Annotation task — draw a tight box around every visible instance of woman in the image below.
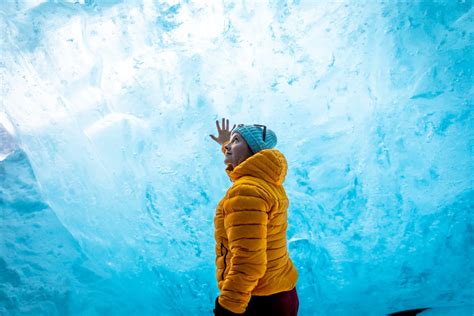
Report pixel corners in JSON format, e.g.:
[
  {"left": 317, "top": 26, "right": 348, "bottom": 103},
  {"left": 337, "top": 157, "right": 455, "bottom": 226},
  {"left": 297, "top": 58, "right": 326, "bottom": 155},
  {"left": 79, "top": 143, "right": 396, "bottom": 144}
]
[{"left": 209, "top": 118, "right": 299, "bottom": 316}]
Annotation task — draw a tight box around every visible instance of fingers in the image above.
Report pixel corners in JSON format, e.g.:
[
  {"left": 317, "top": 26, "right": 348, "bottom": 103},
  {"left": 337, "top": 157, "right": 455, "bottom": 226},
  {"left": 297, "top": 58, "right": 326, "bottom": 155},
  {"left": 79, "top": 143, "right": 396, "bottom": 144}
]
[
  {"left": 231, "top": 124, "right": 236, "bottom": 132},
  {"left": 216, "top": 117, "right": 231, "bottom": 131},
  {"left": 209, "top": 134, "right": 217, "bottom": 141},
  {"left": 223, "top": 118, "right": 230, "bottom": 131}
]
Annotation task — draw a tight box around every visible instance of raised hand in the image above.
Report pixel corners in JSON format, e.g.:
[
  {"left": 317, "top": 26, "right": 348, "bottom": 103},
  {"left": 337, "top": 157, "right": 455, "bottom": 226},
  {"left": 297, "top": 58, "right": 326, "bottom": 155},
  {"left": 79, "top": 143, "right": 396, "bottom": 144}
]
[{"left": 209, "top": 117, "right": 236, "bottom": 145}]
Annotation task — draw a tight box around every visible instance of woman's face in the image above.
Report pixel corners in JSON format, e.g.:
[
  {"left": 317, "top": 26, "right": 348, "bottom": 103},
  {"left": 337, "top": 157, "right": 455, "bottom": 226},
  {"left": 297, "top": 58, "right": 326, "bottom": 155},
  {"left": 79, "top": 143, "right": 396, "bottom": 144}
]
[{"left": 224, "top": 132, "right": 253, "bottom": 168}]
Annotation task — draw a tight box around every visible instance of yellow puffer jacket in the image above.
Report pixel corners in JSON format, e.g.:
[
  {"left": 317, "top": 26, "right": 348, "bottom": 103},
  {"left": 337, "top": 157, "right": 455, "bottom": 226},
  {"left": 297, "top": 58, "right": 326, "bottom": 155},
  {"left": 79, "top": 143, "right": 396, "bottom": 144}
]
[{"left": 214, "top": 140, "right": 298, "bottom": 314}]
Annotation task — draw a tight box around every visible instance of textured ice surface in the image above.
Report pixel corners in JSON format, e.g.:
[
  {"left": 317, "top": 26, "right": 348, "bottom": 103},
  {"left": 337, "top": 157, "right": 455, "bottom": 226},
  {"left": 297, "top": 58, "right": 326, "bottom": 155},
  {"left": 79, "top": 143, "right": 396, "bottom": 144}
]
[
  {"left": 1, "top": 1, "right": 473, "bottom": 315},
  {"left": 418, "top": 306, "right": 474, "bottom": 316}
]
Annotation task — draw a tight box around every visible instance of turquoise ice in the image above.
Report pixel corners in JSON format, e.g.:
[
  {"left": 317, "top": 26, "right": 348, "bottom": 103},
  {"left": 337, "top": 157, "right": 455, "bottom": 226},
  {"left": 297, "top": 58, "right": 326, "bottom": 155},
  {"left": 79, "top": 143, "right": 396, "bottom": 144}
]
[{"left": 0, "top": 1, "right": 472, "bottom": 315}]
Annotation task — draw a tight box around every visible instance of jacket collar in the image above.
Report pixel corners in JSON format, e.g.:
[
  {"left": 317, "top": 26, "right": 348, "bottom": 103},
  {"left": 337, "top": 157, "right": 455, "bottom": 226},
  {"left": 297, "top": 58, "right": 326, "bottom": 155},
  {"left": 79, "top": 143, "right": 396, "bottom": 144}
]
[{"left": 225, "top": 149, "right": 288, "bottom": 185}]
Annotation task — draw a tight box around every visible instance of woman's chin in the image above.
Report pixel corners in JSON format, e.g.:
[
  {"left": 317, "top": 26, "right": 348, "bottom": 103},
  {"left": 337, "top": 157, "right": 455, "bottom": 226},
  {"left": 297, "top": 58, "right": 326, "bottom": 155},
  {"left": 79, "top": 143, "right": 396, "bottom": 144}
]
[{"left": 224, "top": 159, "right": 233, "bottom": 167}]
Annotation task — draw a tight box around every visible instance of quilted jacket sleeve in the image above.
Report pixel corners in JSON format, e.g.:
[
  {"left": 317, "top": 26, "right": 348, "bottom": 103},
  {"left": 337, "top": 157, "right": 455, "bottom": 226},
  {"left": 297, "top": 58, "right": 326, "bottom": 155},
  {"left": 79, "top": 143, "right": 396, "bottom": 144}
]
[{"left": 218, "top": 185, "right": 269, "bottom": 314}]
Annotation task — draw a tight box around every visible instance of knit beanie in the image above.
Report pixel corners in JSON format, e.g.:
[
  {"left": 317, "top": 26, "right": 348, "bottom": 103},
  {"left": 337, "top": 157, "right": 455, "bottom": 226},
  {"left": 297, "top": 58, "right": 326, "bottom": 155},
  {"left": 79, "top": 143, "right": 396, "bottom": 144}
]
[{"left": 232, "top": 124, "right": 277, "bottom": 154}]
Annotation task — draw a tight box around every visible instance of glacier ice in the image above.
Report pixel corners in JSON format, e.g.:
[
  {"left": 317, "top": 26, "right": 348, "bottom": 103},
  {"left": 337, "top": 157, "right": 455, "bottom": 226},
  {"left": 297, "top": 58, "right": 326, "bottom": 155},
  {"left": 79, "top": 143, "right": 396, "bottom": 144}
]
[{"left": 1, "top": 1, "right": 473, "bottom": 315}]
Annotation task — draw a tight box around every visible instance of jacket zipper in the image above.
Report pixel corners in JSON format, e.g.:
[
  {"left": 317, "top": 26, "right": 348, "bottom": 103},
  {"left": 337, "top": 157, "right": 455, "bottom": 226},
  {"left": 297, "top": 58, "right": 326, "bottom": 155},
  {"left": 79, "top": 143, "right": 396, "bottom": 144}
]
[{"left": 221, "top": 242, "right": 228, "bottom": 281}]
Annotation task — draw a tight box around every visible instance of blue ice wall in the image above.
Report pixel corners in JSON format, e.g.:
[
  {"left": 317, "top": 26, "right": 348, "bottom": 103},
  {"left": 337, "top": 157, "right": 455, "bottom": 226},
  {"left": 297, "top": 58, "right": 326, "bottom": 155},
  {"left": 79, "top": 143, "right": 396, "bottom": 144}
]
[{"left": 1, "top": 1, "right": 473, "bottom": 315}]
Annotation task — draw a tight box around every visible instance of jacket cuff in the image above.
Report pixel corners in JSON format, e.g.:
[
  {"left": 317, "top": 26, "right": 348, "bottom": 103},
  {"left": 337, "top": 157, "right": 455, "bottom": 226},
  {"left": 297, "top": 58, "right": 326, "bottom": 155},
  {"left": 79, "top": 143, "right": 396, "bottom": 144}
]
[{"left": 218, "top": 296, "right": 246, "bottom": 314}]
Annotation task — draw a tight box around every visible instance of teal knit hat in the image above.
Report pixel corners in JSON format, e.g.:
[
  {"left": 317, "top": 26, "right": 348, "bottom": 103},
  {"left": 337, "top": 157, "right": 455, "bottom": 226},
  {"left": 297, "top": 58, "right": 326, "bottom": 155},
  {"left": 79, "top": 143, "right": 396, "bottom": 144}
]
[{"left": 232, "top": 124, "right": 277, "bottom": 154}]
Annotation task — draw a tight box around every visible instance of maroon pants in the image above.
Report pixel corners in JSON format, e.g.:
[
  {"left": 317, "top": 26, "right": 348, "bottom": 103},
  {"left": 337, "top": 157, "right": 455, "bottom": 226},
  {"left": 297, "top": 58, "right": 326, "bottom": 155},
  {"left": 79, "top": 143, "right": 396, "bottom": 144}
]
[{"left": 243, "top": 287, "right": 299, "bottom": 316}]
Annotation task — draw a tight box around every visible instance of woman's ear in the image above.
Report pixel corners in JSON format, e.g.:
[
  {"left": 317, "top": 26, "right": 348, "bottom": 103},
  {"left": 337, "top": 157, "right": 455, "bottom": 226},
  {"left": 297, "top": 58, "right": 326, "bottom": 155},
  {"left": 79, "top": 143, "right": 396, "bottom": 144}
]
[{"left": 247, "top": 144, "right": 254, "bottom": 155}]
